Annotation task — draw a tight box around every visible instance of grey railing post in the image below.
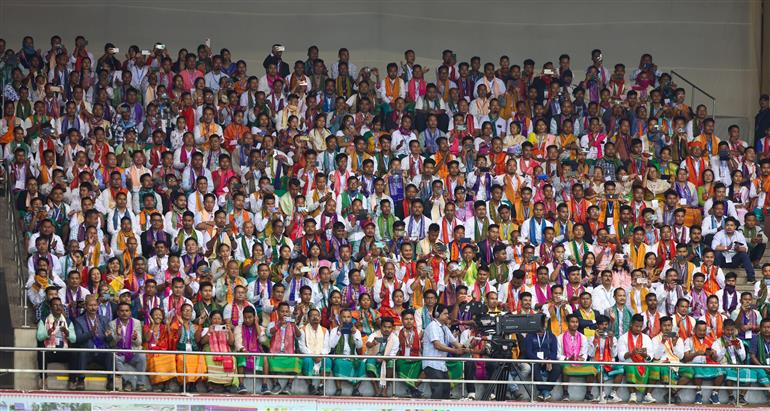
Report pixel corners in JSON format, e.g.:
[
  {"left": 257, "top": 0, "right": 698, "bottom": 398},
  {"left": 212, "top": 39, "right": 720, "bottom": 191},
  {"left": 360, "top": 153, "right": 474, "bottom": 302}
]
[
  {"left": 667, "top": 366, "right": 672, "bottom": 404},
  {"left": 111, "top": 352, "right": 116, "bottom": 391},
  {"left": 735, "top": 363, "right": 740, "bottom": 404},
  {"left": 41, "top": 350, "right": 46, "bottom": 390},
  {"left": 322, "top": 355, "right": 327, "bottom": 397},
  {"left": 182, "top": 352, "right": 187, "bottom": 393},
  {"left": 530, "top": 361, "right": 535, "bottom": 403}
]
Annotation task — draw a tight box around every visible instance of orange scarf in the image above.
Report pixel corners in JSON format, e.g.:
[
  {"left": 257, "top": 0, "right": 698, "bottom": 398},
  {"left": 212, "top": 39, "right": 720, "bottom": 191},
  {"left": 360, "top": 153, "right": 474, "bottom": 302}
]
[
  {"left": 676, "top": 314, "right": 693, "bottom": 339},
  {"left": 139, "top": 209, "right": 159, "bottom": 229},
  {"left": 385, "top": 77, "right": 401, "bottom": 101},
  {"left": 692, "top": 335, "right": 718, "bottom": 363},
  {"left": 701, "top": 264, "right": 719, "bottom": 295},
  {"left": 629, "top": 242, "right": 646, "bottom": 269},
  {"left": 703, "top": 312, "right": 723, "bottom": 339},
  {"left": 627, "top": 332, "right": 647, "bottom": 376}
]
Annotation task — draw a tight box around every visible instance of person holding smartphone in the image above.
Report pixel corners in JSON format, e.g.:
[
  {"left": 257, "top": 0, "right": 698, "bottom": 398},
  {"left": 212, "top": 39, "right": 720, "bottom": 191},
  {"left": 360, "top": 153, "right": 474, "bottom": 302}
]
[
  {"left": 681, "top": 321, "right": 725, "bottom": 405},
  {"left": 328, "top": 308, "right": 365, "bottom": 396},
  {"left": 711, "top": 217, "right": 755, "bottom": 282}
]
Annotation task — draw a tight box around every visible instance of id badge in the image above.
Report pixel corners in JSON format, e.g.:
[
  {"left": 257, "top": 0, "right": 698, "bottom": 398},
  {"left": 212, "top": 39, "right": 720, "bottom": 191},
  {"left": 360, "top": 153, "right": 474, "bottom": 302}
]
[
  {"left": 536, "top": 351, "right": 544, "bottom": 360},
  {"left": 185, "top": 342, "right": 192, "bottom": 352},
  {"left": 746, "top": 331, "right": 753, "bottom": 340}
]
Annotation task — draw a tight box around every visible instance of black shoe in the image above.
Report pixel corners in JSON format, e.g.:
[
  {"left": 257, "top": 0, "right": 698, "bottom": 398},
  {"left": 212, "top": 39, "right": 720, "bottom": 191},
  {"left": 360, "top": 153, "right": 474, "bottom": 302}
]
[
  {"left": 315, "top": 384, "right": 324, "bottom": 396},
  {"left": 738, "top": 394, "right": 747, "bottom": 405},
  {"left": 105, "top": 380, "right": 114, "bottom": 391},
  {"left": 308, "top": 384, "right": 315, "bottom": 395},
  {"left": 260, "top": 384, "right": 270, "bottom": 395},
  {"left": 334, "top": 388, "right": 342, "bottom": 396},
  {"left": 352, "top": 388, "right": 362, "bottom": 396},
  {"left": 280, "top": 382, "right": 292, "bottom": 395},
  {"left": 271, "top": 382, "right": 281, "bottom": 395}
]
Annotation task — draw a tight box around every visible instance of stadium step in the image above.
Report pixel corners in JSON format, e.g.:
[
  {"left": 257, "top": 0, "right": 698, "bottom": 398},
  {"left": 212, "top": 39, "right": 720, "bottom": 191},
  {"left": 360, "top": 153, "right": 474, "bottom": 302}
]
[{"left": 41, "top": 362, "right": 111, "bottom": 391}]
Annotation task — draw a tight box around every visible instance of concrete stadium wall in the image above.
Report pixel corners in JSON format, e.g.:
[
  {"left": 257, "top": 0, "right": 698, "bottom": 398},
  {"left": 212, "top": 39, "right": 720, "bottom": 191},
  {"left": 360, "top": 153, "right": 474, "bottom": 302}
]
[{"left": 0, "top": 0, "right": 759, "bottom": 119}]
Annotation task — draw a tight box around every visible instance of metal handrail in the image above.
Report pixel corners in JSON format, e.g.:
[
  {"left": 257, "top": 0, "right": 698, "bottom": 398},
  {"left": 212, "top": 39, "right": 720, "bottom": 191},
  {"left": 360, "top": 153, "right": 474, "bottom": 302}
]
[
  {"left": 5, "top": 166, "right": 29, "bottom": 328},
  {"left": 670, "top": 70, "right": 716, "bottom": 101},
  {"left": 3, "top": 345, "right": 768, "bottom": 403},
  {"left": 669, "top": 70, "right": 717, "bottom": 116}
]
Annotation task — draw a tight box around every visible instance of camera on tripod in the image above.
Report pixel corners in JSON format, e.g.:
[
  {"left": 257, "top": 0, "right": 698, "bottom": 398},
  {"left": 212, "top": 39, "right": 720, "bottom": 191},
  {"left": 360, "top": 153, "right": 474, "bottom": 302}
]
[{"left": 466, "top": 301, "right": 544, "bottom": 359}]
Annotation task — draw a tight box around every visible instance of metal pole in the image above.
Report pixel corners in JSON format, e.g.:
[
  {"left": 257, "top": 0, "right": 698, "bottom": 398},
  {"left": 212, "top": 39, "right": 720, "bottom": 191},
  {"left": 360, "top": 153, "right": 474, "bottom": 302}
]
[
  {"left": 599, "top": 363, "right": 604, "bottom": 402},
  {"left": 252, "top": 354, "right": 257, "bottom": 395},
  {"left": 530, "top": 361, "right": 535, "bottom": 403},
  {"left": 391, "top": 359, "right": 396, "bottom": 397},
  {"left": 735, "top": 364, "right": 741, "bottom": 406},
  {"left": 111, "top": 352, "right": 116, "bottom": 392},
  {"left": 182, "top": 352, "right": 187, "bottom": 393},
  {"left": 322, "top": 356, "right": 327, "bottom": 397},
  {"left": 41, "top": 350, "right": 46, "bottom": 390},
  {"left": 667, "top": 366, "right": 673, "bottom": 405}
]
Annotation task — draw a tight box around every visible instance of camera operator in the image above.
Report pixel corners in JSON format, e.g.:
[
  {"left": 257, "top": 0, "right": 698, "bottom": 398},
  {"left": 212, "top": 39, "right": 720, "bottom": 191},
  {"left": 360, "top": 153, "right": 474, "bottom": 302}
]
[{"left": 422, "top": 304, "right": 467, "bottom": 399}]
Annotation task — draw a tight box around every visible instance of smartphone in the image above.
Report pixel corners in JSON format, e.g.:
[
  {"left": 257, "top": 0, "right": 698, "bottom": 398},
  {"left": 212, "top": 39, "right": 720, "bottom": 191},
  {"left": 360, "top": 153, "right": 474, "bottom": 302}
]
[
  {"left": 275, "top": 45, "right": 285, "bottom": 52},
  {"left": 49, "top": 86, "right": 62, "bottom": 93},
  {"left": 141, "top": 50, "right": 151, "bottom": 56},
  {"left": 155, "top": 44, "right": 166, "bottom": 50},
  {"left": 543, "top": 68, "right": 555, "bottom": 76},
  {"left": 109, "top": 48, "right": 119, "bottom": 54},
  {"left": 285, "top": 317, "right": 295, "bottom": 323}
]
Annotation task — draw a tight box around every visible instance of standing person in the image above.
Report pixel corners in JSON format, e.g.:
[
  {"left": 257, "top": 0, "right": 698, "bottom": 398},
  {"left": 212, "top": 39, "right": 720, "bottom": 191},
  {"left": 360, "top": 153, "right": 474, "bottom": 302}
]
[
  {"left": 421, "top": 304, "right": 466, "bottom": 399},
  {"left": 329, "top": 308, "right": 365, "bottom": 396},
  {"left": 73, "top": 294, "right": 114, "bottom": 391},
  {"left": 617, "top": 314, "right": 656, "bottom": 404},
  {"left": 755, "top": 95, "right": 770, "bottom": 147},
  {"left": 142, "top": 307, "right": 177, "bottom": 392},
  {"left": 109, "top": 302, "right": 149, "bottom": 392},
  {"left": 35, "top": 297, "right": 77, "bottom": 389},
  {"left": 298, "top": 308, "right": 331, "bottom": 396},
  {"left": 523, "top": 315, "right": 562, "bottom": 401},
  {"left": 235, "top": 306, "right": 269, "bottom": 394},
  {"left": 364, "top": 316, "right": 399, "bottom": 397},
  {"left": 396, "top": 309, "right": 424, "bottom": 398},
  {"left": 266, "top": 302, "right": 301, "bottom": 394},
  {"left": 558, "top": 314, "right": 595, "bottom": 401}
]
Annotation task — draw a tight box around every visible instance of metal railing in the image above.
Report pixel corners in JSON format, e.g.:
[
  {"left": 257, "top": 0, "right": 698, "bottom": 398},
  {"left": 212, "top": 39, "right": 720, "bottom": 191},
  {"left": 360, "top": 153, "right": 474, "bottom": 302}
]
[
  {"left": 1, "top": 345, "right": 768, "bottom": 404},
  {"left": 5, "top": 164, "right": 29, "bottom": 328},
  {"left": 670, "top": 70, "right": 717, "bottom": 117}
]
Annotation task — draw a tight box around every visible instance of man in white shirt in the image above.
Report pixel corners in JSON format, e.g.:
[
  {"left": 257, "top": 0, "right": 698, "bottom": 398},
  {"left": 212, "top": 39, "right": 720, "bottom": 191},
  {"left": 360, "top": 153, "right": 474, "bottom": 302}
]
[
  {"left": 402, "top": 199, "right": 432, "bottom": 242},
  {"left": 521, "top": 202, "right": 553, "bottom": 246},
  {"left": 711, "top": 217, "right": 755, "bottom": 282},
  {"left": 701, "top": 202, "right": 727, "bottom": 244},
  {"left": 617, "top": 314, "right": 657, "bottom": 403},
  {"left": 474, "top": 62, "right": 505, "bottom": 98},
  {"left": 204, "top": 55, "right": 229, "bottom": 92},
  {"left": 330, "top": 48, "right": 358, "bottom": 80},
  {"left": 591, "top": 270, "right": 616, "bottom": 318},
  {"left": 328, "top": 308, "right": 364, "bottom": 396}
]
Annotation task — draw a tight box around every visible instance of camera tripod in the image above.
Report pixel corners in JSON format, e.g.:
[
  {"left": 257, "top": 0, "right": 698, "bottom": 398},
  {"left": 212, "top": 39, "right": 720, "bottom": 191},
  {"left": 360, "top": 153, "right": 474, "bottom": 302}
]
[{"left": 478, "top": 360, "right": 532, "bottom": 401}]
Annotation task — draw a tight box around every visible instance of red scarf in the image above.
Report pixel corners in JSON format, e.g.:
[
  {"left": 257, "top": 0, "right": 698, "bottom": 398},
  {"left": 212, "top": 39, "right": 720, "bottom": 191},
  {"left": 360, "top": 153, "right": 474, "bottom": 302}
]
[{"left": 627, "top": 332, "right": 647, "bottom": 376}]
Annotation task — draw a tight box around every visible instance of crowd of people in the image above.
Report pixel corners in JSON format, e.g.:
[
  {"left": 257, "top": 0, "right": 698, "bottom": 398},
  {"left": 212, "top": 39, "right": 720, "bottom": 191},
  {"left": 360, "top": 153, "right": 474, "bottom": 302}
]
[{"left": 3, "top": 34, "right": 770, "bottom": 405}]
